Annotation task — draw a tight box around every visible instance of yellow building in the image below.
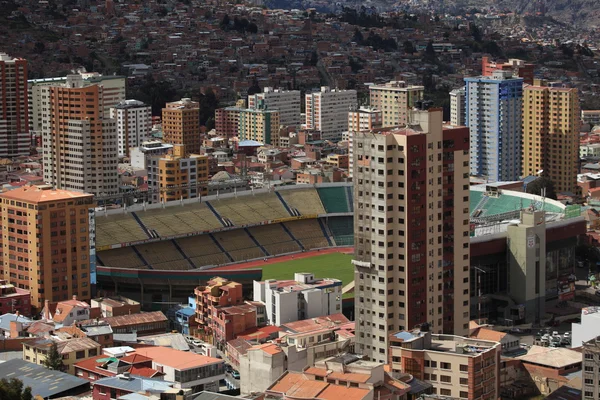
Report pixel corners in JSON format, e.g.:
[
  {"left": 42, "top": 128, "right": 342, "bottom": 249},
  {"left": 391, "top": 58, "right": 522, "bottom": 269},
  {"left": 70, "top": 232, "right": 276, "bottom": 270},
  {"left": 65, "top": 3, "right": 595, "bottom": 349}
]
[
  {"left": 369, "top": 81, "right": 424, "bottom": 127},
  {"left": 238, "top": 102, "right": 280, "bottom": 145},
  {"left": 0, "top": 185, "right": 94, "bottom": 311},
  {"left": 162, "top": 98, "right": 201, "bottom": 154},
  {"left": 23, "top": 337, "right": 101, "bottom": 374},
  {"left": 522, "top": 81, "right": 580, "bottom": 193},
  {"left": 147, "top": 144, "right": 208, "bottom": 203}
]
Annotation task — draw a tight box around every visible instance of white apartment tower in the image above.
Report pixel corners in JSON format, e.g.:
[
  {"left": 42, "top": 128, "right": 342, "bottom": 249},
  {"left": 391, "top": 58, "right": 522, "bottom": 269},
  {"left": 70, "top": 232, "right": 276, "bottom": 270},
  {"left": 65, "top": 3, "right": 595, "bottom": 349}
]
[
  {"left": 449, "top": 87, "right": 466, "bottom": 126},
  {"left": 110, "top": 100, "right": 152, "bottom": 157},
  {"left": 42, "top": 75, "right": 119, "bottom": 196},
  {"left": 0, "top": 53, "right": 30, "bottom": 158},
  {"left": 369, "top": 81, "right": 424, "bottom": 128},
  {"left": 248, "top": 87, "right": 301, "bottom": 127},
  {"left": 305, "top": 87, "right": 357, "bottom": 141},
  {"left": 353, "top": 108, "right": 471, "bottom": 363}
]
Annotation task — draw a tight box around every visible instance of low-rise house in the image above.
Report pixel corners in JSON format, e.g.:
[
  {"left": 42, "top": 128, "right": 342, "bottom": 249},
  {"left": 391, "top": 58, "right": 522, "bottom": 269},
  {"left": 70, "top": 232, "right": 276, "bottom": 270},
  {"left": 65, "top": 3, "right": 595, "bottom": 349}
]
[
  {"left": 0, "top": 280, "right": 31, "bottom": 316},
  {"left": 79, "top": 311, "right": 168, "bottom": 336},
  {"left": 133, "top": 346, "right": 226, "bottom": 392},
  {"left": 91, "top": 296, "right": 141, "bottom": 318},
  {"left": 23, "top": 336, "right": 102, "bottom": 374}
]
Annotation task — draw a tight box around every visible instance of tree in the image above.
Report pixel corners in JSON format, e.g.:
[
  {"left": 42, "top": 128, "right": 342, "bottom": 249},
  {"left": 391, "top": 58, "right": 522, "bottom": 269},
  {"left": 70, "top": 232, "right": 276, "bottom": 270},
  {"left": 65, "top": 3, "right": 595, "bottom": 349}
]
[
  {"left": 220, "top": 14, "right": 230, "bottom": 30},
  {"left": 247, "top": 22, "right": 258, "bottom": 34},
  {"left": 0, "top": 378, "right": 33, "bottom": 400},
  {"left": 470, "top": 24, "right": 482, "bottom": 42},
  {"left": 526, "top": 177, "right": 557, "bottom": 200},
  {"left": 403, "top": 40, "right": 415, "bottom": 54},
  {"left": 352, "top": 28, "right": 364, "bottom": 43},
  {"left": 247, "top": 79, "right": 261, "bottom": 96},
  {"left": 42, "top": 343, "right": 64, "bottom": 371},
  {"left": 198, "top": 88, "right": 219, "bottom": 127}
]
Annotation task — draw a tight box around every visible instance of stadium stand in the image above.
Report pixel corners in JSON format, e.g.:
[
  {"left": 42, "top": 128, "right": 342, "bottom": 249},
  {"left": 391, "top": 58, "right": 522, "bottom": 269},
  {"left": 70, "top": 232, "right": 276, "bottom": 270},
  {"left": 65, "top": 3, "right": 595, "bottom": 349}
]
[
  {"left": 317, "top": 186, "right": 351, "bottom": 213},
  {"left": 95, "top": 214, "right": 150, "bottom": 248},
  {"left": 278, "top": 187, "right": 326, "bottom": 215},
  {"left": 209, "top": 193, "right": 290, "bottom": 226},
  {"left": 134, "top": 204, "right": 224, "bottom": 238},
  {"left": 213, "top": 230, "right": 266, "bottom": 261},
  {"left": 326, "top": 217, "right": 354, "bottom": 246},
  {"left": 96, "top": 247, "right": 147, "bottom": 269},
  {"left": 283, "top": 219, "right": 330, "bottom": 250},
  {"left": 176, "top": 235, "right": 232, "bottom": 267},
  {"left": 151, "top": 259, "right": 195, "bottom": 271},
  {"left": 135, "top": 241, "right": 185, "bottom": 265},
  {"left": 247, "top": 224, "right": 302, "bottom": 255}
]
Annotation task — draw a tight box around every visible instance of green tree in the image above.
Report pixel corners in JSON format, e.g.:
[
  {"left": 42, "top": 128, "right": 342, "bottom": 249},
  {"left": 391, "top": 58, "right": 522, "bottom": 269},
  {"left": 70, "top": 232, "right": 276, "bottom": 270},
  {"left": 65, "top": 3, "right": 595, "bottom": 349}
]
[
  {"left": 526, "top": 177, "right": 557, "bottom": 200},
  {"left": 42, "top": 343, "right": 64, "bottom": 371},
  {"left": 198, "top": 88, "right": 219, "bottom": 127},
  {"left": 403, "top": 40, "right": 415, "bottom": 54},
  {"left": 0, "top": 378, "right": 33, "bottom": 400}
]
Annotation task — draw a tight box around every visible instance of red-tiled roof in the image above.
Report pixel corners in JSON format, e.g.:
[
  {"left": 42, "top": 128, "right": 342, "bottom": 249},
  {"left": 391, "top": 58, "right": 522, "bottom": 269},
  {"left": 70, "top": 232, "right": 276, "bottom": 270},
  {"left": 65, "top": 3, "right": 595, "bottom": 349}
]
[{"left": 120, "top": 353, "right": 152, "bottom": 365}]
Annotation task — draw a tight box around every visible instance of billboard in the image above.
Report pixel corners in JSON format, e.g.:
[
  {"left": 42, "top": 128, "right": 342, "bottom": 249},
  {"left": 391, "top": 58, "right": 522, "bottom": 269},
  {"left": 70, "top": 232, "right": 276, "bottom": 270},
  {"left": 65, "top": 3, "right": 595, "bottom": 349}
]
[
  {"left": 558, "top": 278, "right": 575, "bottom": 301},
  {"left": 564, "top": 205, "right": 581, "bottom": 219}
]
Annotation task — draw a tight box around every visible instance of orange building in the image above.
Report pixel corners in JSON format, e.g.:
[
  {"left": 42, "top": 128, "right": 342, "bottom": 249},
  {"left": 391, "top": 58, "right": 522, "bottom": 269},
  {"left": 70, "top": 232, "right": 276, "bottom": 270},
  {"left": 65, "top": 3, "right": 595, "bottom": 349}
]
[
  {"left": 0, "top": 185, "right": 94, "bottom": 311},
  {"left": 147, "top": 144, "right": 208, "bottom": 203},
  {"left": 0, "top": 53, "right": 29, "bottom": 158},
  {"left": 42, "top": 75, "right": 119, "bottom": 196},
  {"left": 194, "top": 277, "right": 244, "bottom": 341},
  {"left": 162, "top": 98, "right": 201, "bottom": 154},
  {"left": 482, "top": 56, "right": 534, "bottom": 85}
]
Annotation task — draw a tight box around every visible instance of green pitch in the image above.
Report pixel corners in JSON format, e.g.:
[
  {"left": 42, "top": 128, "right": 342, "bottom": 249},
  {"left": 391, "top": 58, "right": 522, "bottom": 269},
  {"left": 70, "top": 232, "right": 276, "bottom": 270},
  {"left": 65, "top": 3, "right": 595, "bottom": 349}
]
[{"left": 259, "top": 252, "right": 354, "bottom": 297}]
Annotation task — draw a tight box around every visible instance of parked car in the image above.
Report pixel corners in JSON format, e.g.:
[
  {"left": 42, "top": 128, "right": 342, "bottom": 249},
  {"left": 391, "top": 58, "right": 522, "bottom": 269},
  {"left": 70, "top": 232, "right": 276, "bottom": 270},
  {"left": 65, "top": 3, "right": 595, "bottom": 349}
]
[
  {"left": 231, "top": 370, "right": 240, "bottom": 379},
  {"left": 225, "top": 364, "right": 233, "bottom": 373},
  {"left": 192, "top": 340, "right": 203, "bottom": 346},
  {"left": 509, "top": 328, "right": 522, "bottom": 334}
]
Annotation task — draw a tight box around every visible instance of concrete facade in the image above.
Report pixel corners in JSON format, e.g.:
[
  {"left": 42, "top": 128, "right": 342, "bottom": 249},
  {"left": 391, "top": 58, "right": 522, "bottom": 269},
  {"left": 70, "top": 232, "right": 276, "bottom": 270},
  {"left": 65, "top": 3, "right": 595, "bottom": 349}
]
[
  {"left": 253, "top": 273, "right": 342, "bottom": 326},
  {"left": 583, "top": 336, "right": 600, "bottom": 400},
  {"left": 248, "top": 87, "right": 301, "bottom": 127},
  {"left": 110, "top": 100, "right": 152, "bottom": 157},
  {"left": 305, "top": 87, "right": 357, "bottom": 140},
  {"left": 507, "top": 210, "right": 547, "bottom": 324},
  {"left": 42, "top": 75, "right": 119, "bottom": 196},
  {"left": 369, "top": 81, "right": 424, "bottom": 128},
  {"left": 450, "top": 87, "right": 466, "bottom": 127},
  {"left": 353, "top": 108, "right": 471, "bottom": 363}
]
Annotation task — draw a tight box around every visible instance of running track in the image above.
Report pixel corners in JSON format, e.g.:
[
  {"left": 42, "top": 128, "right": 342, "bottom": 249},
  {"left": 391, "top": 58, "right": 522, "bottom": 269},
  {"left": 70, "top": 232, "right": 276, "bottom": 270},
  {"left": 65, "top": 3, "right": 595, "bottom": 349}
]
[{"left": 211, "top": 247, "right": 354, "bottom": 271}]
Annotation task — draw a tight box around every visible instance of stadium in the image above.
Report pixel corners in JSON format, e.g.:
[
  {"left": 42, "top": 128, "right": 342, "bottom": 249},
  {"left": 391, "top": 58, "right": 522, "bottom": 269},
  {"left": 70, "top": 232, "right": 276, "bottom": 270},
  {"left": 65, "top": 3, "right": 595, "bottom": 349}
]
[{"left": 95, "top": 182, "right": 585, "bottom": 321}]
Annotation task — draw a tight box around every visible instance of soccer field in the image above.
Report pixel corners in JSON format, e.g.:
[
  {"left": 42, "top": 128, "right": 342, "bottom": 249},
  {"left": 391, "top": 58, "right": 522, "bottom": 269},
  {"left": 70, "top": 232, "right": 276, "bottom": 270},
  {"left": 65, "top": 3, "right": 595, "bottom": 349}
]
[{"left": 259, "top": 252, "right": 354, "bottom": 291}]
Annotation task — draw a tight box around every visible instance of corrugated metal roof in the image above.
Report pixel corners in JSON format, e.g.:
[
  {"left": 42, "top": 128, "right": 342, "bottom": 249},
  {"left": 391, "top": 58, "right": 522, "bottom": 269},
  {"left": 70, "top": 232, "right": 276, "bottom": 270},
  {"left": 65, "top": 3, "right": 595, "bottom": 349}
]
[{"left": 0, "top": 359, "right": 89, "bottom": 398}]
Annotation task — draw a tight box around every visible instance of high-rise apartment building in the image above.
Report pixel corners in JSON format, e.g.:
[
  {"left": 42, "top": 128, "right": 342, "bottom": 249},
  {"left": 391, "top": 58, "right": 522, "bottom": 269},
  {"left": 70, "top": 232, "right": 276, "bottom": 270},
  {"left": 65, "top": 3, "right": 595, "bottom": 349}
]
[
  {"left": 582, "top": 110, "right": 600, "bottom": 127},
  {"left": 522, "top": 82, "right": 580, "bottom": 194},
  {"left": 29, "top": 72, "right": 125, "bottom": 135},
  {"left": 449, "top": 87, "right": 466, "bottom": 126},
  {"left": 482, "top": 56, "right": 534, "bottom": 85},
  {"left": 305, "top": 87, "right": 357, "bottom": 140},
  {"left": 369, "top": 81, "right": 424, "bottom": 128},
  {"left": 0, "top": 53, "right": 30, "bottom": 158},
  {"left": 147, "top": 144, "right": 208, "bottom": 203},
  {"left": 248, "top": 87, "right": 301, "bottom": 127},
  {"left": 0, "top": 185, "right": 94, "bottom": 311},
  {"left": 110, "top": 100, "right": 152, "bottom": 157},
  {"left": 162, "top": 98, "right": 201, "bottom": 155},
  {"left": 583, "top": 336, "right": 600, "bottom": 400},
  {"left": 353, "top": 108, "right": 470, "bottom": 363},
  {"left": 465, "top": 70, "right": 523, "bottom": 181},
  {"left": 238, "top": 102, "right": 280, "bottom": 144},
  {"left": 215, "top": 106, "right": 242, "bottom": 139},
  {"left": 346, "top": 107, "right": 382, "bottom": 178},
  {"left": 42, "top": 75, "right": 119, "bottom": 196}
]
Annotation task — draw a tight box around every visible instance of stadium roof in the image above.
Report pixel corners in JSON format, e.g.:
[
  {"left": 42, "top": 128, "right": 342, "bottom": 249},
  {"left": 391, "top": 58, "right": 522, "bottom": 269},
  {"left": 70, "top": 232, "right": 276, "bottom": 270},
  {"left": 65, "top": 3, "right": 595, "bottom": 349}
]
[
  {"left": 470, "top": 185, "right": 565, "bottom": 218},
  {"left": 0, "top": 359, "right": 89, "bottom": 398}
]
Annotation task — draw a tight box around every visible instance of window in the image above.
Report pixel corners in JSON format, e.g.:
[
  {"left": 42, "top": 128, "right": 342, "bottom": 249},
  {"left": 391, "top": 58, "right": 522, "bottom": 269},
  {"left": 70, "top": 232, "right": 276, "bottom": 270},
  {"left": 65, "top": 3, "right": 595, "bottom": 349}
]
[
  {"left": 76, "top": 351, "right": 85, "bottom": 359},
  {"left": 440, "top": 375, "right": 451, "bottom": 383},
  {"left": 460, "top": 391, "right": 469, "bottom": 398},
  {"left": 440, "top": 389, "right": 451, "bottom": 396},
  {"left": 460, "top": 364, "right": 468, "bottom": 372},
  {"left": 441, "top": 362, "right": 451, "bottom": 370},
  {"left": 460, "top": 377, "right": 468, "bottom": 385}
]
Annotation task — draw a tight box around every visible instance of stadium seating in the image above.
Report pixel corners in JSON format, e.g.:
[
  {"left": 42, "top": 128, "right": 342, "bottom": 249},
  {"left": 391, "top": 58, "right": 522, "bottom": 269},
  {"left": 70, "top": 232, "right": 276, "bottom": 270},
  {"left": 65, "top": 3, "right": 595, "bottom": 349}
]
[
  {"left": 135, "top": 241, "right": 185, "bottom": 265},
  {"left": 95, "top": 214, "right": 149, "bottom": 248},
  {"left": 175, "top": 235, "right": 232, "bottom": 268},
  {"left": 151, "top": 259, "right": 194, "bottom": 271},
  {"left": 96, "top": 247, "right": 147, "bottom": 268},
  {"left": 209, "top": 193, "right": 290, "bottom": 226},
  {"left": 317, "top": 187, "right": 351, "bottom": 213},
  {"left": 284, "top": 219, "right": 330, "bottom": 250},
  {"left": 326, "top": 217, "right": 354, "bottom": 246},
  {"left": 214, "top": 230, "right": 265, "bottom": 261},
  {"left": 248, "top": 224, "right": 301, "bottom": 255},
  {"left": 134, "top": 204, "right": 223, "bottom": 238},
  {"left": 278, "top": 188, "right": 326, "bottom": 215}
]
